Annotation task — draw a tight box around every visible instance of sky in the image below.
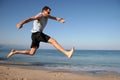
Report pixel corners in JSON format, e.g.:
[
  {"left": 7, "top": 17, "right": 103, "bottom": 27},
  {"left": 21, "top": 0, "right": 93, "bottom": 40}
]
[{"left": 0, "top": 0, "right": 120, "bottom": 50}]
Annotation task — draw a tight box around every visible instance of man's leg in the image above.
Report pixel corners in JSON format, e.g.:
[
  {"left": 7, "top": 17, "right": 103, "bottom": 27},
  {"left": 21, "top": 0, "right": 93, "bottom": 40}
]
[
  {"left": 48, "top": 38, "right": 74, "bottom": 58},
  {"left": 7, "top": 47, "right": 37, "bottom": 58}
]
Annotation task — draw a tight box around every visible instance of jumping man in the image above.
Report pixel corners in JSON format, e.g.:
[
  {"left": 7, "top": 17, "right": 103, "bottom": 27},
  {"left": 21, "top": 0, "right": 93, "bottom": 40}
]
[{"left": 7, "top": 6, "right": 74, "bottom": 58}]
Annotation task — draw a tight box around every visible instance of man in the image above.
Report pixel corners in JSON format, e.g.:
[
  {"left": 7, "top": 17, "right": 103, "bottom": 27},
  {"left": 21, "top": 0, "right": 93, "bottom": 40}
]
[{"left": 7, "top": 6, "right": 74, "bottom": 58}]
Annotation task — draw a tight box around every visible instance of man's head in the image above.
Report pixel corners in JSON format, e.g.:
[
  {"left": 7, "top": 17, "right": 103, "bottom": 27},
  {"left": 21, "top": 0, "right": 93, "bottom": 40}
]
[{"left": 42, "top": 6, "right": 51, "bottom": 17}]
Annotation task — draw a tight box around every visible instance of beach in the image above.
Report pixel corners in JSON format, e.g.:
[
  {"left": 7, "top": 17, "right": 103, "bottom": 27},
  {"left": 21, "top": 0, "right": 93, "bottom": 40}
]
[
  {"left": 0, "top": 65, "right": 120, "bottom": 80},
  {"left": 0, "top": 49, "right": 120, "bottom": 80}
]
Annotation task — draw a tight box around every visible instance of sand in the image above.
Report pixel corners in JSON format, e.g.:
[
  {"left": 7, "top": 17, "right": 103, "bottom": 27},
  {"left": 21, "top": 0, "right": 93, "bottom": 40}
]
[{"left": 0, "top": 65, "right": 120, "bottom": 80}]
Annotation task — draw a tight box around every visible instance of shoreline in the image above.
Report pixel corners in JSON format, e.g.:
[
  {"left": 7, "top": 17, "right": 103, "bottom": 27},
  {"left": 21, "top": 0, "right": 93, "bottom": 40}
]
[
  {"left": 1, "top": 60, "right": 120, "bottom": 74},
  {"left": 1, "top": 60, "right": 120, "bottom": 75},
  {"left": 0, "top": 65, "right": 120, "bottom": 80}
]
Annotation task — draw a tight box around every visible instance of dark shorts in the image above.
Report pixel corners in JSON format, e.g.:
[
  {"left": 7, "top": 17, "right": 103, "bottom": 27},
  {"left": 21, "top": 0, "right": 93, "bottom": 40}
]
[{"left": 31, "top": 32, "right": 51, "bottom": 48}]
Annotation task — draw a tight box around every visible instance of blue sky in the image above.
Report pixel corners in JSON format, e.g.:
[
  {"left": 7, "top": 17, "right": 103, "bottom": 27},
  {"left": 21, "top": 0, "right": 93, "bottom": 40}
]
[{"left": 0, "top": 0, "right": 120, "bottom": 50}]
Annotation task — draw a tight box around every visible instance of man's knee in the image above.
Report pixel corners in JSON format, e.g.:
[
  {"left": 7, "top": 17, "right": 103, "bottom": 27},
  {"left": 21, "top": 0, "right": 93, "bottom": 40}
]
[
  {"left": 29, "top": 51, "right": 35, "bottom": 56},
  {"left": 29, "top": 47, "right": 37, "bottom": 56}
]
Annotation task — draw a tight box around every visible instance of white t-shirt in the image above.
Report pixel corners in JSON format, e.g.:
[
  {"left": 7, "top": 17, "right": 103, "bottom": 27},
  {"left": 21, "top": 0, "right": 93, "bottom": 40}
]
[{"left": 31, "top": 13, "right": 48, "bottom": 33}]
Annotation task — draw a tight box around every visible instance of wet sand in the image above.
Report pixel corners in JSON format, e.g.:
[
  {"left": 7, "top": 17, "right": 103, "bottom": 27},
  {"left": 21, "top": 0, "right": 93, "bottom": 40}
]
[{"left": 0, "top": 65, "right": 120, "bottom": 80}]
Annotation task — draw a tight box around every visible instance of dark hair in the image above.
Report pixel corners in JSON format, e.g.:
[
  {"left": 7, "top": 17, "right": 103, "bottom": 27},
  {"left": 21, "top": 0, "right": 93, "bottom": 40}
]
[{"left": 42, "top": 6, "right": 51, "bottom": 11}]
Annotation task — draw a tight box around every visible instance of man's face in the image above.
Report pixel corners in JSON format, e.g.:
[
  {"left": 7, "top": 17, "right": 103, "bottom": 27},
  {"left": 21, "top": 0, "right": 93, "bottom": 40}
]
[{"left": 43, "top": 9, "right": 51, "bottom": 17}]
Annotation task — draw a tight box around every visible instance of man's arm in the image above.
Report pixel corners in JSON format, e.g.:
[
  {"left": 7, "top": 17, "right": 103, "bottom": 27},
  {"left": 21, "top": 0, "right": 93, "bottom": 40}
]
[
  {"left": 48, "top": 15, "right": 65, "bottom": 23},
  {"left": 17, "top": 14, "right": 42, "bottom": 29}
]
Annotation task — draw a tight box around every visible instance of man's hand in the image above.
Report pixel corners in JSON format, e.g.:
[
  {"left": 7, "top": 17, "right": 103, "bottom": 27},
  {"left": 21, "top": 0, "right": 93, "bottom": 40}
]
[
  {"left": 17, "top": 23, "right": 23, "bottom": 29},
  {"left": 59, "top": 18, "right": 65, "bottom": 23},
  {"left": 57, "top": 18, "right": 65, "bottom": 23}
]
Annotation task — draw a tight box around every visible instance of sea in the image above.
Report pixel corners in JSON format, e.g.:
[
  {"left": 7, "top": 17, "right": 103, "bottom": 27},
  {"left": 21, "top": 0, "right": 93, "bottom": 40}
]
[{"left": 0, "top": 48, "right": 120, "bottom": 74}]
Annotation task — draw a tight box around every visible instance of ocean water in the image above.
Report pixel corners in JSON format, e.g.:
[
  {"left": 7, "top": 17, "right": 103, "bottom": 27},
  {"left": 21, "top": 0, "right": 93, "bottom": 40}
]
[{"left": 0, "top": 48, "right": 120, "bottom": 74}]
